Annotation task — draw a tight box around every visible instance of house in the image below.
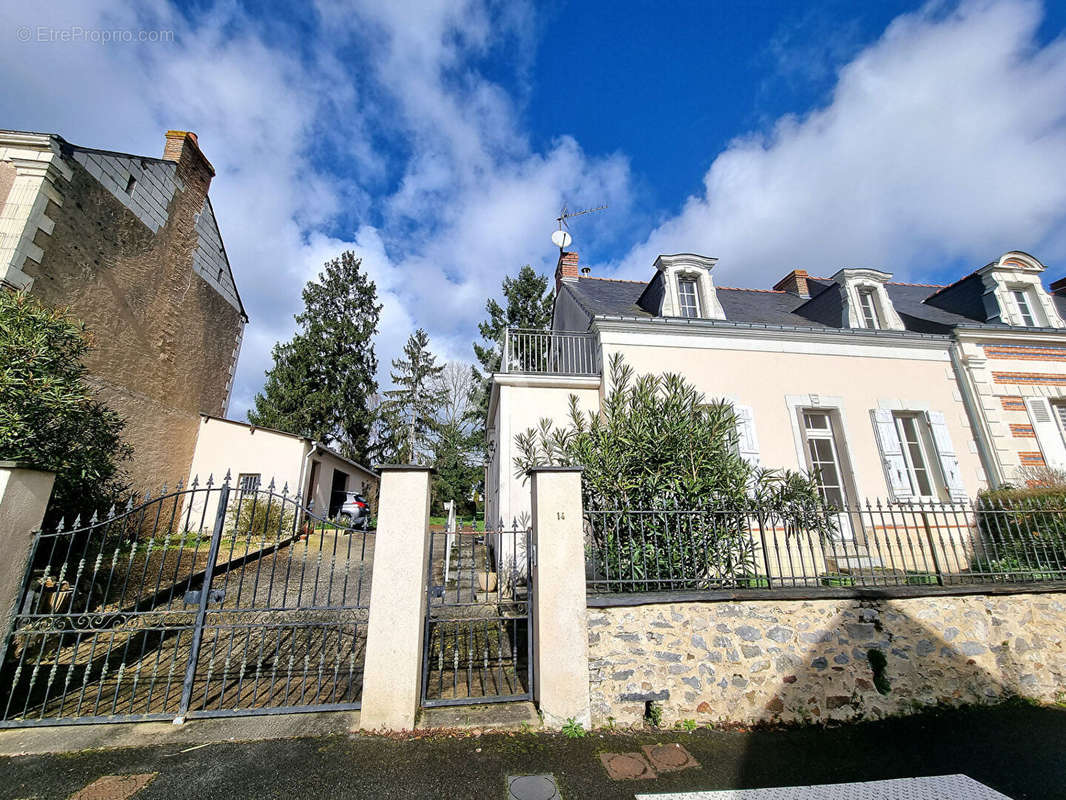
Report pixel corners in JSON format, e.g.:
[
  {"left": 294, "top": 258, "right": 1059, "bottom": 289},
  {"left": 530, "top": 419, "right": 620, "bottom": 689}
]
[
  {"left": 187, "top": 415, "right": 378, "bottom": 525},
  {"left": 486, "top": 249, "right": 1066, "bottom": 528},
  {"left": 0, "top": 129, "right": 247, "bottom": 492}
]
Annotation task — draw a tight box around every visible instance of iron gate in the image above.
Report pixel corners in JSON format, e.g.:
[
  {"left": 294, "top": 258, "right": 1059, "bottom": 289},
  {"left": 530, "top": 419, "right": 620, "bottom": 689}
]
[
  {"left": 0, "top": 473, "right": 374, "bottom": 726},
  {"left": 421, "top": 523, "right": 532, "bottom": 707}
]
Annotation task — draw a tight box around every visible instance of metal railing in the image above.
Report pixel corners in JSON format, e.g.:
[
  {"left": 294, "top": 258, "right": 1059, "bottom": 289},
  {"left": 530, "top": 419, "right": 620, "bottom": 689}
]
[
  {"left": 502, "top": 329, "right": 600, "bottom": 376},
  {"left": 584, "top": 497, "right": 1066, "bottom": 595}
]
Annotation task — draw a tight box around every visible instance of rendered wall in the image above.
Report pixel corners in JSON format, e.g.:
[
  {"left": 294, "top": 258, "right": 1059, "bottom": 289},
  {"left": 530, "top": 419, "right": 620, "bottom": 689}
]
[
  {"left": 587, "top": 593, "right": 1066, "bottom": 727},
  {"left": 602, "top": 335, "right": 986, "bottom": 500}
]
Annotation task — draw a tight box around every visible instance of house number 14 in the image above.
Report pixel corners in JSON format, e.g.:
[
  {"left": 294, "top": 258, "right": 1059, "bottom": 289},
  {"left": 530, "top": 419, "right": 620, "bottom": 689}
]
[{"left": 557, "top": 511, "right": 565, "bottom": 520}]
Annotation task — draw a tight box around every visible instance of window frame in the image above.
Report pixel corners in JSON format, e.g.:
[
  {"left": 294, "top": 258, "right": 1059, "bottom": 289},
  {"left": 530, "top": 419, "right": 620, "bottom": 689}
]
[
  {"left": 857, "top": 287, "right": 881, "bottom": 329},
  {"left": 800, "top": 409, "right": 849, "bottom": 508},
  {"left": 677, "top": 277, "right": 701, "bottom": 318},
  {"left": 1011, "top": 287, "right": 1038, "bottom": 327},
  {"left": 892, "top": 412, "right": 946, "bottom": 500},
  {"left": 237, "top": 472, "right": 261, "bottom": 498}
]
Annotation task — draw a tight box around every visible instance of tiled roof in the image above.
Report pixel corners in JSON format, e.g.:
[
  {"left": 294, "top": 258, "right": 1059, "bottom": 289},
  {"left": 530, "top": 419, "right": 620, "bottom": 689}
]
[{"left": 565, "top": 274, "right": 1066, "bottom": 335}]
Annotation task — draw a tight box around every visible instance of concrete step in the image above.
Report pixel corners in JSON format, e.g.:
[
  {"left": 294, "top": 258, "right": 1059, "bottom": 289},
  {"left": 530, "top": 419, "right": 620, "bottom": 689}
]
[{"left": 417, "top": 701, "right": 540, "bottom": 732}]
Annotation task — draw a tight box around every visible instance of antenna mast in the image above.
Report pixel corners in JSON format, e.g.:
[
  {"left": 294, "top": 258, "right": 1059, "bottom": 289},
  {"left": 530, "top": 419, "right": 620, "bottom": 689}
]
[{"left": 551, "top": 203, "right": 607, "bottom": 251}]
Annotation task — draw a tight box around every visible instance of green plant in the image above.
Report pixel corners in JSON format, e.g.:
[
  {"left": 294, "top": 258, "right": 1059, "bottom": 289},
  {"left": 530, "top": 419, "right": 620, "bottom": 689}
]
[
  {"left": 973, "top": 488, "right": 1066, "bottom": 578},
  {"left": 561, "top": 717, "right": 586, "bottom": 738},
  {"left": 679, "top": 718, "right": 697, "bottom": 732},
  {"left": 513, "top": 355, "right": 834, "bottom": 591},
  {"left": 644, "top": 701, "right": 663, "bottom": 728},
  {"left": 867, "top": 648, "right": 891, "bottom": 695},
  {"left": 229, "top": 499, "right": 296, "bottom": 538},
  {"left": 0, "top": 291, "right": 132, "bottom": 526}
]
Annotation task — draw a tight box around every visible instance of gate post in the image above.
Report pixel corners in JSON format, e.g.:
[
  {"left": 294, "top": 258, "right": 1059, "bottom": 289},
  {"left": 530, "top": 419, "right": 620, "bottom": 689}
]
[
  {"left": 529, "top": 466, "right": 591, "bottom": 729},
  {"left": 0, "top": 463, "right": 55, "bottom": 648},
  {"left": 359, "top": 465, "right": 433, "bottom": 731}
]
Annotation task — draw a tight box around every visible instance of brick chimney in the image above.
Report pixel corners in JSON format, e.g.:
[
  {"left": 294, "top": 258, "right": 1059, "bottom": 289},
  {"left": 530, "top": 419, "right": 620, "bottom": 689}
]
[
  {"left": 1050, "top": 276, "right": 1066, "bottom": 296},
  {"left": 162, "top": 130, "right": 215, "bottom": 188},
  {"left": 555, "top": 251, "right": 579, "bottom": 294},
  {"left": 773, "top": 269, "right": 810, "bottom": 298}
]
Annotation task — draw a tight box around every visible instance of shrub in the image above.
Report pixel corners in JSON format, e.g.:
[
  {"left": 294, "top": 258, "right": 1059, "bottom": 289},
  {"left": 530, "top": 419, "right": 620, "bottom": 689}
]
[
  {"left": 228, "top": 497, "right": 297, "bottom": 538},
  {"left": 0, "top": 292, "right": 131, "bottom": 526},
  {"left": 974, "top": 487, "right": 1066, "bottom": 576}
]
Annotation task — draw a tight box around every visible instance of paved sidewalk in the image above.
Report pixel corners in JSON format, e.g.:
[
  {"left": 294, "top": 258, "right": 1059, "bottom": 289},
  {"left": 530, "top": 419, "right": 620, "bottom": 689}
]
[{"left": 1, "top": 703, "right": 1064, "bottom": 800}]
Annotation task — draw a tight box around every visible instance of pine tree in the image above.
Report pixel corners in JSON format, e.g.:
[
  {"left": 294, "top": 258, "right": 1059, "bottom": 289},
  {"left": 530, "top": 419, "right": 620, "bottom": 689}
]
[
  {"left": 470, "top": 265, "right": 553, "bottom": 426},
  {"left": 381, "top": 329, "right": 444, "bottom": 463},
  {"left": 249, "top": 251, "right": 381, "bottom": 463}
]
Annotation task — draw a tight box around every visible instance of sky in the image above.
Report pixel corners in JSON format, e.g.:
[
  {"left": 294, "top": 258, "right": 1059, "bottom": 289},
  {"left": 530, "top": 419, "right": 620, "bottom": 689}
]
[{"left": 2, "top": 0, "right": 1066, "bottom": 420}]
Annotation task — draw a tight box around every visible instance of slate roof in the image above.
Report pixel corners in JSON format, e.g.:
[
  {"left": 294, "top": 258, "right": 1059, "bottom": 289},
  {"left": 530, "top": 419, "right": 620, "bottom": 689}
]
[{"left": 564, "top": 273, "right": 1066, "bottom": 335}]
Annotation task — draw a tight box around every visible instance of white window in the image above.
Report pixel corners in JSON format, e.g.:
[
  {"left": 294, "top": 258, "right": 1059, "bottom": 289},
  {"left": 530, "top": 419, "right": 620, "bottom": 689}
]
[
  {"left": 857, "top": 288, "right": 880, "bottom": 329},
  {"left": 1053, "top": 401, "right": 1066, "bottom": 443},
  {"left": 892, "top": 413, "right": 945, "bottom": 500},
  {"left": 677, "top": 278, "right": 700, "bottom": 318},
  {"left": 237, "top": 472, "right": 261, "bottom": 497},
  {"left": 800, "top": 410, "right": 848, "bottom": 508},
  {"left": 1012, "top": 289, "right": 1037, "bottom": 326}
]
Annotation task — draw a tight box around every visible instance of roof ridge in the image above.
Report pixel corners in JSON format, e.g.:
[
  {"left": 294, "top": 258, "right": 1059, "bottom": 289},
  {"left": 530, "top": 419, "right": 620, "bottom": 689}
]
[
  {"left": 578, "top": 275, "right": 647, "bottom": 284},
  {"left": 717, "top": 286, "right": 786, "bottom": 294},
  {"left": 887, "top": 280, "right": 945, "bottom": 288}
]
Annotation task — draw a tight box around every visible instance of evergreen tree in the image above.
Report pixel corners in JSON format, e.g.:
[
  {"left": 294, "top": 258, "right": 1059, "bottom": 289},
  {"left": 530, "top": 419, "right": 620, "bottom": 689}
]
[
  {"left": 381, "top": 329, "right": 444, "bottom": 463},
  {"left": 249, "top": 251, "right": 381, "bottom": 463},
  {"left": 470, "top": 265, "right": 553, "bottom": 427}
]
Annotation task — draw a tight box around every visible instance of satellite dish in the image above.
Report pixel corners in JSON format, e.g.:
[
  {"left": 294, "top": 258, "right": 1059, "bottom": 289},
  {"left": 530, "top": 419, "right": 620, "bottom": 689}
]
[{"left": 551, "top": 229, "right": 572, "bottom": 249}]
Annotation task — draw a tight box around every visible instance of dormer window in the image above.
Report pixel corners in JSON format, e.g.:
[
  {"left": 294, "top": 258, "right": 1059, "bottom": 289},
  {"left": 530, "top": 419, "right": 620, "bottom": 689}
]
[
  {"left": 857, "top": 288, "right": 881, "bottom": 329},
  {"left": 678, "top": 278, "right": 700, "bottom": 318},
  {"left": 647, "top": 254, "right": 726, "bottom": 320}
]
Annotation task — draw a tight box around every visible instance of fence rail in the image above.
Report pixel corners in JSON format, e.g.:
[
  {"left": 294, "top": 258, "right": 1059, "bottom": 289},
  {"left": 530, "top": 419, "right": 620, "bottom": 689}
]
[
  {"left": 502, "top": 329, "right": 600, "bottom": 376},
  {"left": 584, "top": 498, "right": 1066, "bottom": 595}
]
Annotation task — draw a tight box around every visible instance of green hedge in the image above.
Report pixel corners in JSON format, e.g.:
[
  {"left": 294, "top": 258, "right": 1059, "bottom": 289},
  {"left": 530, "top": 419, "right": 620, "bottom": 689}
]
[{"left": 974, "top": 488, "right": 1066, "bottom": 578}]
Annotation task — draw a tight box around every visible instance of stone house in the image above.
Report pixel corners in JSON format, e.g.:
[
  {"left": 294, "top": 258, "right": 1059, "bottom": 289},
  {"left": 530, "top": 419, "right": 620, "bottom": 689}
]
[
  {"left": 486, "top": 249, "right": 1066, "bottom": 528},
  {"left": 0, "top": 128, "right": 247, "bottom": 492}
]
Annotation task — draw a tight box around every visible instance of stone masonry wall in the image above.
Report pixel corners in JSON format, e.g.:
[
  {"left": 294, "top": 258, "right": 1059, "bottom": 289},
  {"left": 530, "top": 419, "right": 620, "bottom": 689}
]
[
  {"left": 22, "top": 147, "right": 244, "bottom": 493},
  {"left": 588, "top": 593, "right": 1066, "bottom": 727}
]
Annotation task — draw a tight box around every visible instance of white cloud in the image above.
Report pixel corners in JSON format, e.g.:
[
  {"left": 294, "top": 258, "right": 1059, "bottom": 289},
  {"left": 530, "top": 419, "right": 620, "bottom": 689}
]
[{"left": 616, "top": 0, "right": 1066, "bottom": 286}]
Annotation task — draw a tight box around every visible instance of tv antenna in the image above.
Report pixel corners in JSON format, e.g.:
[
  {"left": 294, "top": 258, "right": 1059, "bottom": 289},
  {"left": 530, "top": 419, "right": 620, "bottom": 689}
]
[{"left": 552, "top": 203, "right": 607, "bottom": 250}]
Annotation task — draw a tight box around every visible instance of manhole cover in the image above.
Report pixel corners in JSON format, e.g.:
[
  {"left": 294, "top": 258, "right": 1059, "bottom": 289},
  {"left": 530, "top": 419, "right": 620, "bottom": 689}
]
[
  {"left": 599, "top": 752, "right": 657, "bottom": 780},
  {"left": 507, "top": 774, "right": 559, "bottom": 800}
]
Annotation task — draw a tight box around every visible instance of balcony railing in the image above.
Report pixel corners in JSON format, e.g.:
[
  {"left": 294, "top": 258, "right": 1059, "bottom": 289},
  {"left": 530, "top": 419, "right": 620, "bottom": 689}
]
[{"left": 501, "top": 329, "right": 601, "bottom": 376}]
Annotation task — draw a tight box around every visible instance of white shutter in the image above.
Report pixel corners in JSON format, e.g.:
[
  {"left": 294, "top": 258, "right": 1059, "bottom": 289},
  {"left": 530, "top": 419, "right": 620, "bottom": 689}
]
[
  {"left": 871, "top": 409, "right": 913, "bottom": 501},
  {"left": 925, "top": 410, "right": 968, "bottom": 502},
  {"left": 735, "top": 405, "right": 760, "bottom": 467},
  {"left": 1025, "top": 397, "right": 1066, "bottom": 470}
]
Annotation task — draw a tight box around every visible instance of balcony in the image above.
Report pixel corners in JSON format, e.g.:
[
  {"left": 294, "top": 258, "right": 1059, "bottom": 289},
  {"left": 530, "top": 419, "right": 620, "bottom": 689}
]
[{"left": 501, "top": 329, "right": 601, "bottom": 376}]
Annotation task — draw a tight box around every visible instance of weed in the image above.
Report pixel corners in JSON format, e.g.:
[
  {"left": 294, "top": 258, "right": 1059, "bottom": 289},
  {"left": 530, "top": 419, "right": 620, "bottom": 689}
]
[
  {"left": 561, "top": 718, "right": 586, "bottom": 739},
  {"left": 679, "top": 718, "right": 697, "bottom": 732},
  {"left": 644, "top": 701, "right": 663, "bottom": 728}
]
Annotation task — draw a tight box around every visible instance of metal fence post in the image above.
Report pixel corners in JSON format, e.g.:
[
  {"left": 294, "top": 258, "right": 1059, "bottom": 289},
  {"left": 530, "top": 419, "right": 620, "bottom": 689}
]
[
  {"left": 757, "top": 510, "right": 774, "bottom": 589},
  {"left": 174, "top": 476, "right": 230, "bottom": 723}
]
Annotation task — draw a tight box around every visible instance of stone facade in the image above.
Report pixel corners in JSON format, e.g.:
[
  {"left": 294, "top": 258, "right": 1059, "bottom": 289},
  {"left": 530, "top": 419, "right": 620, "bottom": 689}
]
[
  {"left": 587, "top": 593, "right": 1066, "bottom": 727},
  {"left": 1, "top": 130, "right": 246, "bottom": 492}
]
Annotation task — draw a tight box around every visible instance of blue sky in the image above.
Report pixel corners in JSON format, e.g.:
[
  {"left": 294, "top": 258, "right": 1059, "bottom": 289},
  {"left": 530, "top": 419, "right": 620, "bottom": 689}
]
[{"left": 2, "top": 0, "right": 1066, "bottom": 419}]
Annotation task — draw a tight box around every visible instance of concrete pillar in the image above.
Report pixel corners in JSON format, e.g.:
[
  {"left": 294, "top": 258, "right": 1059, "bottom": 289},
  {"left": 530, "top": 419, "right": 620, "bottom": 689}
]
[
  {"left": 0, "top": 463, "right": 55, "bottom": 645},
  {"left": 358, "top": 465, "right": 432, "bottom": 731},
  {"left": 529, "top": 466, "right": 591, "bottom": 729}
]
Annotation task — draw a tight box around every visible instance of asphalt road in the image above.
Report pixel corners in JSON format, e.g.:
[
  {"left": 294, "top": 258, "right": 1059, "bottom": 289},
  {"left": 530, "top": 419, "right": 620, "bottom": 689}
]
[{"left": 2, "top": 703, "right": 1064, "bottom": 799}]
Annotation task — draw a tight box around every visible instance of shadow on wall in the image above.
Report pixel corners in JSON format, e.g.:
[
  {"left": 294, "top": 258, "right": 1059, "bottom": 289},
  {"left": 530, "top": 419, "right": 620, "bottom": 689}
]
[{"left": 587, "top": 592, "right": 1066, "bottom": 732}]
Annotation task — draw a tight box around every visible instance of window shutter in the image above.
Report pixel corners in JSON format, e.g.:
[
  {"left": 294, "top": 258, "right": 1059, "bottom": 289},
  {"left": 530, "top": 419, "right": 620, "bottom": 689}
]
[
  {"left": 925, "top": 410, "right": 968, "bottom": 502},
  {"left": 870, "top": 409, "right": 913, "bottom": 501},
  {"left": 1025, "top": 397, "right": 1066, "bottom": 469},
  {"left": 735, "top": 405, "right": 760, "bottom": 467}
]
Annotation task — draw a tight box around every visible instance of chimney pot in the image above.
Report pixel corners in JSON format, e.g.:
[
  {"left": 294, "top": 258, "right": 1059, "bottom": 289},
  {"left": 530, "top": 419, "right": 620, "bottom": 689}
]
[{"left": 773, "top": 269, "right": 810, "bottom": 298}]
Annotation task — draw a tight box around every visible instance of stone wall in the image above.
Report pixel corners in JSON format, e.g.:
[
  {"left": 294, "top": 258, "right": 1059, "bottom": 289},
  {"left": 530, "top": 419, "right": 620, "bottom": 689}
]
[
  {"left": 20, "top": 140, "right": 244, "bottom": 493},
  {"left": 587, "top": 593, "right": 1066, "bottom": 727}
]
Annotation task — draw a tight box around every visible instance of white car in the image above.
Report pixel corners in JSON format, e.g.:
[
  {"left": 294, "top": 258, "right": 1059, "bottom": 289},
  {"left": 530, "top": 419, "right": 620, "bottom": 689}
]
[{"left": 336, "top": 492, "right": 371, "bottom": 530}]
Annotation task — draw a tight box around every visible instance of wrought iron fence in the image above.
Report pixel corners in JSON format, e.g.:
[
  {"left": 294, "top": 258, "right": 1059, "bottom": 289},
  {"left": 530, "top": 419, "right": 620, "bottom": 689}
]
[
  {"left": 421, "top": 521, "right": 531, "bottom": 707},
  {"left": 502, "top": 328, "right": 600, "bottom": 376},
  {"left": 584, "top": 497, "right": 1066, "bottom": 594},
  {"left": 0, "top": 474, "right": 374, "bottom": 726}
]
